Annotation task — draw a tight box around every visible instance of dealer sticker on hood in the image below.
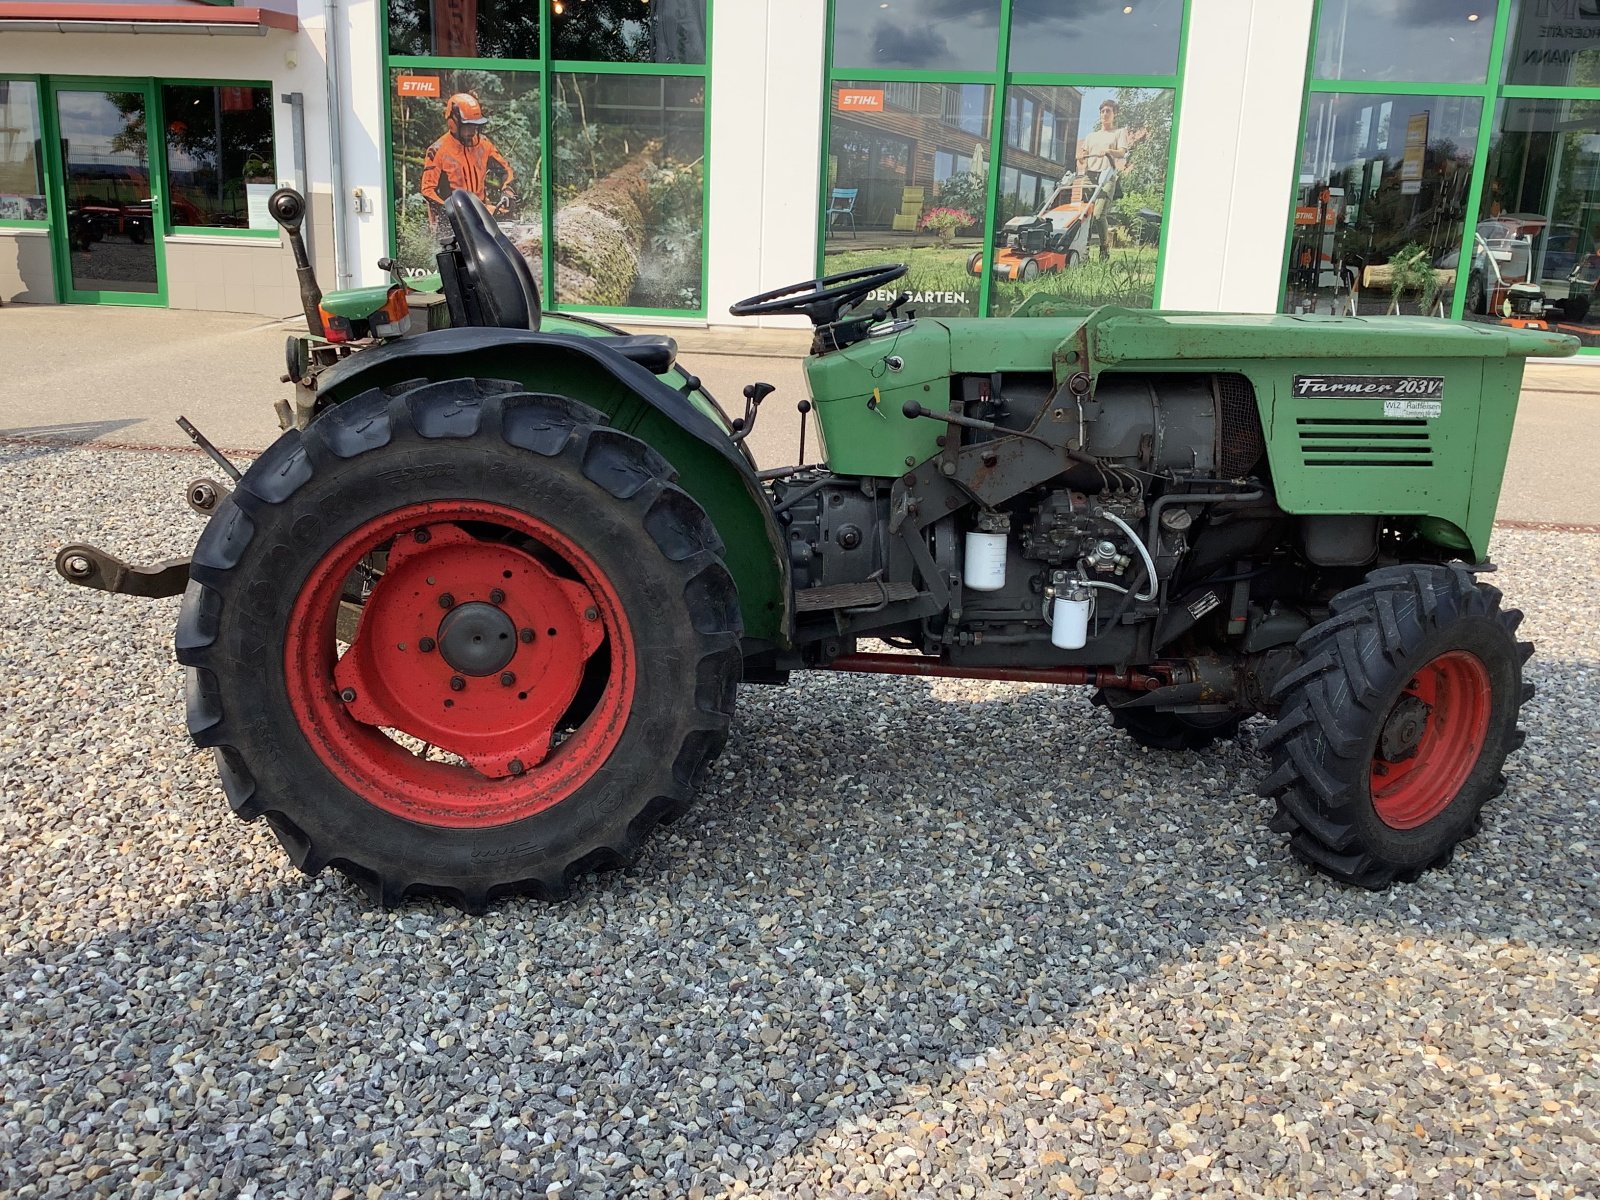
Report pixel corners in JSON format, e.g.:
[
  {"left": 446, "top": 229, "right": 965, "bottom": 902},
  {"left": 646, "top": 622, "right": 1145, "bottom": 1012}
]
[{"left": 1292, "top": 373, "right": 1444, "bottom": 419}]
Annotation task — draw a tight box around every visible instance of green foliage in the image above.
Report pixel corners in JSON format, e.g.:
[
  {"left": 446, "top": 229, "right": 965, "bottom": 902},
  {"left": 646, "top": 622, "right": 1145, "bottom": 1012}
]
[
  {"left": 935, "top": 170, "right": 989, "bottom": 219},
  {"left": 1388, "top": 241, "right": 1444, "bottom": 315}
]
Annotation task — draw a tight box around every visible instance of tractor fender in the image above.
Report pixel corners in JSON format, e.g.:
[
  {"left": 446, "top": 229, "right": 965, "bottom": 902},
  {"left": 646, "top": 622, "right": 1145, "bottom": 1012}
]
[{"left": 312, "top": 328, "right": 791, "bottom": 647}]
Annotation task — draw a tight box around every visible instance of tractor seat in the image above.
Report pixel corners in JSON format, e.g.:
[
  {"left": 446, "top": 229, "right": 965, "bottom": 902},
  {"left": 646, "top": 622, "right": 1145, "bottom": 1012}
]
[{"left": 439, "top": 192, "right": 679, "bottom": 374}]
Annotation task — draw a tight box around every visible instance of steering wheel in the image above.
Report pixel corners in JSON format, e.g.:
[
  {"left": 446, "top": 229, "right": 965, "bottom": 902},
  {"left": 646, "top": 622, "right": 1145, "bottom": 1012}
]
[{"left": 729, "top": 263, "right": 908, "bottom": 326}]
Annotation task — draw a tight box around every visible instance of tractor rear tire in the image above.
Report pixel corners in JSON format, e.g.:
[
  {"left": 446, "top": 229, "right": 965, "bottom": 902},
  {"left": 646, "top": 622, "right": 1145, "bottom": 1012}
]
[
  {"left": 1094, "top": 689, "right": 1242, "bottom": 751},
  {"left": 1259, "top": 564, "right": 1531, "bottom": 889},
  {"left": 175, "top": 378, "right": 742, "bottom": 911}
]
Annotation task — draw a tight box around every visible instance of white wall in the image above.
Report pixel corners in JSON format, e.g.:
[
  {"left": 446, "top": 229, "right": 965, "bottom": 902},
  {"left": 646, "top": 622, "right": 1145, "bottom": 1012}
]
[
  {"left": 1160, "top": 0, "right": 1316, "bottom": 313},
  {"left": 705, "top": 0, "right": 828, "bottom": 328}
]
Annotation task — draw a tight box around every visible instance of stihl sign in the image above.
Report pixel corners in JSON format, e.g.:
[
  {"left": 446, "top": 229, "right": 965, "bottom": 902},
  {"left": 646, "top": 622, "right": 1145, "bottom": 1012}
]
[
  {"left": 396, "top": 75, "right": 442, "bottom": 98},
  {"left": 838, "top": 89, "right": 884, "bottom": 111}
]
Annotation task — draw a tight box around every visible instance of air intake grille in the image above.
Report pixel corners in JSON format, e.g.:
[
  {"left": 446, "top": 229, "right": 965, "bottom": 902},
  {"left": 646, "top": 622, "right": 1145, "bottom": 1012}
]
[
  {"left": 1216, "top": 374, "right": 1265, "bottom": 477},
  {"left": 1296, "top": 418, "right": 1434, "bottom": 468}
]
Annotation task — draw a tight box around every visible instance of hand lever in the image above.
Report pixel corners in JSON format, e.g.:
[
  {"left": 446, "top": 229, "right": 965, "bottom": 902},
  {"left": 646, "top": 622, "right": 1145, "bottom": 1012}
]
[
  {"left": 902, "top": 399, "right": 998, "bottom": 432},
  {"left": 886, "top": 291, "right": 912, "bottom": 319},
  {"left": 732, "top": 382, "right": 776, "bottom": 444}
]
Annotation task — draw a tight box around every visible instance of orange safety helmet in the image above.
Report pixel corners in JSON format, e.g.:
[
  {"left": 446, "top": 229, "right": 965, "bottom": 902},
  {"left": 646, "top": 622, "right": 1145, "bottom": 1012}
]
[{"left": 444, "top": 92, "right": 488, "bottom": 137}]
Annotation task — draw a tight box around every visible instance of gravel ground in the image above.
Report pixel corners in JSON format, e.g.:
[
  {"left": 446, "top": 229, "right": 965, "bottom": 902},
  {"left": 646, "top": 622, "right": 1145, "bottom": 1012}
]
[{"left": 2, "top": 441, "right": 1596, "bottom": 1199}]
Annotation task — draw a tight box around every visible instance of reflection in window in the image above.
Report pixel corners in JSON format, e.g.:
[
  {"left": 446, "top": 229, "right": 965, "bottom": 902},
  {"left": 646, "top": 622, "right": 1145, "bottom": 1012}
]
[
  {"left": 387, "top": 0, "right": 540, "bottom": 59},
  {"left": 0, "top": 79, "right": 46, "bottom": 220},
  {"left": 1282, "top": 92, "right": 1483, "bottom": 318},
  {"left": 1464, "top": 98, "right": 1600, "bottom": 345},
  {"left": 988, "top": 85, "right": 1173, "bottom": 315},
  {"left": 1008, "top": 0, "right": 1184, "bottom": 77},
  {"left": 1503, "top": 0, "right": 1600, "bottom": 87},
  {"left": 161, "top": 85, "right": 276, "bottom": 230},
  {"left": 551, "top": 0, "right": 707, "bottom": 64},
  {"left": 388, "top": 68, "right": 542, "bottom": 277},
  {"left": 552, "top": 74, "right": 705, "bottom": 311},
  {"left": 942, "top": 85, "right": 990, "bottom": 136},
  {"left": 1313, "top": 0, "right": 1497, "bottom": 85},
  {"left": 832, "top": 0, "right": 1002, "bottom": 74},
  {"left": 822, "top": 80, "right": 993, "bottom": 317}
]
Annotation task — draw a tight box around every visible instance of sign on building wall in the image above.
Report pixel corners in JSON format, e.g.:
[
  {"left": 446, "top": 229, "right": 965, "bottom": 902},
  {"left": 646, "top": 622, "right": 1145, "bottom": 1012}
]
[{"left": 1400, "top": 111, "right": 1429, "bottom": 196}]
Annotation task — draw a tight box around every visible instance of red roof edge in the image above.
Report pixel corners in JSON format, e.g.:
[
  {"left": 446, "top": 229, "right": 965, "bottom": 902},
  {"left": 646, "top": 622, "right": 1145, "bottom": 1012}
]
[{"left": 0, "top": 3, "right": 297, "bottom": 31}]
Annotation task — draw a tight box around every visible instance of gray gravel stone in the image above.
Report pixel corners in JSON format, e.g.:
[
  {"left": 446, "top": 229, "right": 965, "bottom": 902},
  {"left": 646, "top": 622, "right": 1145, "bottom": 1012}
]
[{"left": 1, "top": 444, "right": 1596, "bottom": 1198}]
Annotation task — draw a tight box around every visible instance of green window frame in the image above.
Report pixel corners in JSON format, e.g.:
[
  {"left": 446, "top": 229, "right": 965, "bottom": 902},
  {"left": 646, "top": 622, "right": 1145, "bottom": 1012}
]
[
  {"left": 817, "top": 0, "right": 1192, "bottom": 319},
  {"left": 381, "top": 2, "right": 714, "bottom": 320},
  {"left": 1274, "top": 0, "right": 1600, "bottom": 347},
  {"left": 0, "top": 75, "right": 51, "bottom": 230}
]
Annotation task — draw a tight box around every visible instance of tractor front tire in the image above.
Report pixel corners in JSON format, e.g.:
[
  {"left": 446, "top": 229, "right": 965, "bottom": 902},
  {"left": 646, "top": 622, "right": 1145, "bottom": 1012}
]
[
  {"left": 1094, "top": 689, "right": 1242, "bottom": 751},
  {"left": 1259, "top": 564, "right": 1531, "bottom": 889},
  {"left": 176, "top": 378, "right": 742, "bottom": 910}
]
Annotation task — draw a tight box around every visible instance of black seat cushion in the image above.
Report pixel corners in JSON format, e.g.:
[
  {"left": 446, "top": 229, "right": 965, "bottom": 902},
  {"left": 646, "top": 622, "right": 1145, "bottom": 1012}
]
[
  {"left": 442, "top": 191, "right": 541, "bottom": 331},
  {"left": 590, "top": 334, "right": 677, "bottom": 375}
]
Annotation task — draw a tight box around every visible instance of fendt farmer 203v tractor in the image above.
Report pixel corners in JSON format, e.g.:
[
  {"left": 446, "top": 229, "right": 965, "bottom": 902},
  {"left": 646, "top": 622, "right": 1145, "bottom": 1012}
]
[{"left": 58, "top": 188, "right": 1576, "bottom": 911}]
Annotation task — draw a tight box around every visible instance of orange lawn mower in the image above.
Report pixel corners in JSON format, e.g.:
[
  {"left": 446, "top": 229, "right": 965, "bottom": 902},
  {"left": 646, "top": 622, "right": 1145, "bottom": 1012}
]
[{"left": 969, "top": 167, "right": 1120, "bottom": 283}]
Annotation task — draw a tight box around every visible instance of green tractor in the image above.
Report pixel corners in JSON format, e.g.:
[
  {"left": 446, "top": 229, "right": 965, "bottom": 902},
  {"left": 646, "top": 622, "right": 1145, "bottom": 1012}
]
[{"left": 58, "top": 188, "right": 1576, "bottom": 910}]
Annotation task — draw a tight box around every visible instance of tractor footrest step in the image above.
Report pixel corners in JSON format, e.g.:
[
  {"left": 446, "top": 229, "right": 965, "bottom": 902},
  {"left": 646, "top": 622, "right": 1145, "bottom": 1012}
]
[{"left": 795, "top": 581, "right": 919, "bottom": 613}]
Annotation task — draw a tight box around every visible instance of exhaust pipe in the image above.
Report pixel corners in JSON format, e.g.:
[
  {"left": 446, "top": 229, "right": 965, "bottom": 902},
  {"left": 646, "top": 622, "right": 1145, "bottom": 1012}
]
[{"left": 269, "top": 187, "right": 325, "bottom": 337}]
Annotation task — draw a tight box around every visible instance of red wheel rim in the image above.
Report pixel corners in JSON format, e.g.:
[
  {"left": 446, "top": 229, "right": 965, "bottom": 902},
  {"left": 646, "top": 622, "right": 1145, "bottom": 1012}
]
[
  {"left": 1369, "top": 649, "right": 1493, "bottom": 830},
  {"left": 284, "top": 501, "right": 635, "bottom": 828}
]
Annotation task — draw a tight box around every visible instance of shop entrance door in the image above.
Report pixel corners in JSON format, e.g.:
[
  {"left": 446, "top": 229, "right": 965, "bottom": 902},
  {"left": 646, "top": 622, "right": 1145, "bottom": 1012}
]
[{"left": 46, "top": 80, "right": 166, "bottom": 305}]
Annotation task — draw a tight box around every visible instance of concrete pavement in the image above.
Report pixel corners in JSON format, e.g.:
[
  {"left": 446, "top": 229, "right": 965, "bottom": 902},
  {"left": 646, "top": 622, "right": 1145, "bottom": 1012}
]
[{"left": 1, "top": 303, "right": 1594, "bottom": 525}]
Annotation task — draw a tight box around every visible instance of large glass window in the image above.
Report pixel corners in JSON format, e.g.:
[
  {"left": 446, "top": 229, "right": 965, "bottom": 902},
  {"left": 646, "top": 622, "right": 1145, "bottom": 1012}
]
[
  {"left": 831, "top": 0, "right": 1003, "bottom": 74},
  {"left": 1007, "top": 0, "right": 1185, "bottom": 77},
  {"left": 823, "top": 80, "right": 994, "bottom": 317},
  {"left": 1313, "top": 0, "right": 1498, "bottom": 85},
  {"left": 1284, "top": 93, "right": 1482, "bottom": 316},
  {"left": 551, "top": 73, "right": 705, "bottom": 310},
  {"left": 383, "top": 0, "right": 709, "bottom": 315},
  {"left": 1502, "top": 0, "right": 1600, "bottom": 88},
  {"left": 387, "top": 0, "right": 540, "bottom": 60},
  {"left": 1463, "top": 98, "right": 1600, "bottom": 345},
  {"left": 0, "top": 79, "right": 46, "bottom": 221},
  {"left": 161, "top": 85, "right": 276, "bottom": 231},
  {"left": 821, "top": 0, "right": 1188, "bottom": 319},
  {"left": 552, "top": 0, "right": 707, "bottom": 64}
]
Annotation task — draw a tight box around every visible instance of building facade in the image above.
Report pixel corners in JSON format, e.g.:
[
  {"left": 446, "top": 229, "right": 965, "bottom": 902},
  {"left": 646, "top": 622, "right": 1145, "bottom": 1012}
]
[{"left": 4, "top": 0, "right": 1600, "bottom": 354}]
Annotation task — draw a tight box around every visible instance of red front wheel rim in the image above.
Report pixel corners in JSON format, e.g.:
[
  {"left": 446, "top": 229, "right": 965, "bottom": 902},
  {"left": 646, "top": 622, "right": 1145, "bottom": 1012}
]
[
  {"left": 284, "top": 501, "right": 636, "bottom": 828},
  {"left": 1370, "top": 649, "right": 1493, "bottom": 831}
]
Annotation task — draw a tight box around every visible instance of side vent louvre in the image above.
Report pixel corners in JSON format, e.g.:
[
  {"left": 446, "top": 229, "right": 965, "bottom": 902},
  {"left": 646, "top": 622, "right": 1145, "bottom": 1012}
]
[{"left": 1296, "top": 418, "right": 1434, "bottom": 468}]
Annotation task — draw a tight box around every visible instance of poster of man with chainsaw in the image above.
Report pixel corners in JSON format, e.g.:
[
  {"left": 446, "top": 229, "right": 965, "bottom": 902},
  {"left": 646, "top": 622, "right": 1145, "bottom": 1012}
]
[
  {"left": 389, "top": 67, "right": 542, "bottom": 278},
  {"left": 420, "top": 92, "right": 516, "bottom": 228}
]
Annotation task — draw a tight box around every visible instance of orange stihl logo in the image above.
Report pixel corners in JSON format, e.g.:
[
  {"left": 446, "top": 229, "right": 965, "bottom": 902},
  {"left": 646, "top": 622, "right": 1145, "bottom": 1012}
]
[
  {"left": 838, "top": 89, "right": 884, "bottom": 111},
  {"left": 397, "top": 76, "right": 442, "bottom": 98}
]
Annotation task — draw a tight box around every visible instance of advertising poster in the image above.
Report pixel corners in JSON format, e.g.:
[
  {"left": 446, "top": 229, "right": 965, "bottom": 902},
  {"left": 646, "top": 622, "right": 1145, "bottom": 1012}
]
[
  {"left": 549, "top": 73, "right": 706, "bottom": 311},
  {"left": 821, "top": 80, "right": 993, "bottom": 318},
  {"left": 389, "top": 67, "right": 542, "bottom": 279},
  {"left": 986, "top": 86, "right": 1175, "bottom": 317},
  {"left": 1400, "top": 111, "right": 1429, "bottom": 196}
]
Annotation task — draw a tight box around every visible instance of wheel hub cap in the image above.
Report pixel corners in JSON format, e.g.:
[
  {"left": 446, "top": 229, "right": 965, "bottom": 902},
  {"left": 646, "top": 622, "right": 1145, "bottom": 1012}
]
[
  {"left": 1377, "top": 694, "right": 1429, "bottom": 762},
  {"left": 333, "top": 521, "right": 606, "bottom": 779},
  {"left": 437, "top": 602, "right": 518, "bottom": 677}
]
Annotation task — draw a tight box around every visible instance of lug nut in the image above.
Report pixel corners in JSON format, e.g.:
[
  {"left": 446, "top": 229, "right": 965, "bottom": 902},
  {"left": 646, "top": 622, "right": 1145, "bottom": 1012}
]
[
  {"left": 584, "top": 606, "right": 599, "bottom": 622},
  {"left": 63, "top": 555, "right": 92, "bottom": 578},
  {"left": 508, "top": 759, "right": 525, "bottom": 775},
  {"left": 449, "top": 675, "right": 465, "bottom": 692},
  {"left": 519, "top": 628, "right": 535, "bottom": 643},
  {"left": 339, "top": 688, "right": 357, "bottom": 703},
  {"left": 414, "top": 528, "right": 431, "bottom": 544},
  {"left": 489, "top": 588, "right": 506, "bottom": 605},
  {"left": 419, "top": 637, "right": 436, "bottom": 653},
  {"left": 439, "top": 592, "right": 455, "bottom": 610},
  {"left": 500, "top": 671, "right": 516, "bottom": 687}
]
